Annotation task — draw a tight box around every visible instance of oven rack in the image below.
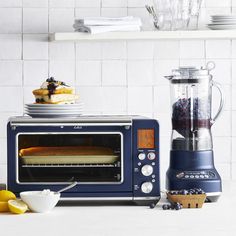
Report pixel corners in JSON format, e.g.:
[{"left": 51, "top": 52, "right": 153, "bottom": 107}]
[{"left": 21, "top": 162, "right": 120, "bottom": 168}]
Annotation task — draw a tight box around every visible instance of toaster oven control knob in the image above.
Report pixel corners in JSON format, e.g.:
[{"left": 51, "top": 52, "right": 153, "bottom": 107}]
[
  {"left": 141, "top": 165, "right": 153, "bottom": 176},
  {"left": 141, "top": 182, "right": 153, "bottom": 194},
  {"left": 138, "top": 153, "right": 146, "bottom": 160},
  {"left": 147, "top": 152, "right": 156, "bottom": 160}
]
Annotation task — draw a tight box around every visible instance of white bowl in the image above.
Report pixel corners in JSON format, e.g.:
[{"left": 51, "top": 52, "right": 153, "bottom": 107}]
[{"left": 20, "top": 191, "right": 60, "bottom": 213}]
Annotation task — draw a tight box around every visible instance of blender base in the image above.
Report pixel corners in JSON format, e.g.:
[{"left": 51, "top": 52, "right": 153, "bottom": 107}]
[{"left": 166, "top": 150, "right": 222, "bottom": 202}]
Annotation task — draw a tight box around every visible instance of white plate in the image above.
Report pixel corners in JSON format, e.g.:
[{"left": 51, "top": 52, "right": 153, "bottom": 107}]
[
  {"left": 211, "top": 21, "right": 236, "bottom": 24},
  {"left": 25, "top": 113, "right": 82, "bottom": 118},
  {"left": 25, "top": 109, "right": 83, "bottom": 114},
  {"left": 25, "top": 110, "right": 83, "bottom": 114},
  {"left": 211, "top": 17, "right": 236, "bottom": 20},
  {"left": 25, "top": 111, "right": 83, "bottom": 115},
  {"left": 25, "top": 106, "right": 83, "bottom": 111},
  {"left": 25, "top": 103, "right": 83, "bottom": 108},
  {"left": 26, "top": 113, "right": 83, "bottom": 116},
  {"left": 211, "top": 15, "right": 236, "bottom": 18},
  {"left": 207, "top": 24, "right": 236, "bottom": 30}
]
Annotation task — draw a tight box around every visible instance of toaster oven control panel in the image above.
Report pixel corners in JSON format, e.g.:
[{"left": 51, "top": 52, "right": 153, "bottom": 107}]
[{"left": 132, "top": 119, "right": 160, "bottom": 198}]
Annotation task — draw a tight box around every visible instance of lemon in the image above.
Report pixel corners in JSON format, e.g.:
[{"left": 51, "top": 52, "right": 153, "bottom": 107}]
[
  {"left": 8, "top": 200, "right": 28, "bottom": 214},
  {"left": 0, "top": 190, "right": 16, "bottom": 202},
  {"left": 0, "top": 201, "right": 9, "bottom": 212}
]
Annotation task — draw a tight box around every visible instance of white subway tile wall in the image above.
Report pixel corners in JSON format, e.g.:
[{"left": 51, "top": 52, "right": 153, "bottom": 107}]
[
  {"left": 23, "top": 8, "right": 48, "bottom": 33},
  {"left": 49, "top": 9, "right": 75, "bottom": 33},
  {"left": 0, "top": 0, "right": 235, "bottom": 184},
  {"left": 23, "top": 0, "right": 48, "bottom": 8},
  {"left": 49, "top": 0, "right": 75, "bottom": 8}
]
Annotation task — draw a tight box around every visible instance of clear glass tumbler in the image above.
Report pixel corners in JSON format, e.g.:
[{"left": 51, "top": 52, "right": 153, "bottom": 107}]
[{"left": 153, "top": 0, "right": 202, "bottom": 30}]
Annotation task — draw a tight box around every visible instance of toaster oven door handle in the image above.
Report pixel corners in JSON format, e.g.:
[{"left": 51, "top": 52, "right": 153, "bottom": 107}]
[{"left": 10, "top": 122, "right": 132, "bottom": 127}]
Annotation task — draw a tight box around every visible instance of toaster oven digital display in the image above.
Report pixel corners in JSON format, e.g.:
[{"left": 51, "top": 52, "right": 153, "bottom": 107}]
[{"left": 137, "top": 129, "right": 155, "bottom": 149}]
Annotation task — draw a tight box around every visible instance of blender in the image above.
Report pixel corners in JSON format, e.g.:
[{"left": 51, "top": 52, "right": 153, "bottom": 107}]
[{"left": 165, "top": 62, "right": 224, "bottom": 202}]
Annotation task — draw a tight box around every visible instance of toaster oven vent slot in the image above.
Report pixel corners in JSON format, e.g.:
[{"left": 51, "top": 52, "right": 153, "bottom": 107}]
[{"left": 21, "top": 162, "right": 120, "bottom": 168}]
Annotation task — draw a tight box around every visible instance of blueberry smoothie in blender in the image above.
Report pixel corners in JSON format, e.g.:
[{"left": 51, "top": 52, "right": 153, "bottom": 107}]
[{"left": 166, "top": 62, "right": 224, "bottom": 202}]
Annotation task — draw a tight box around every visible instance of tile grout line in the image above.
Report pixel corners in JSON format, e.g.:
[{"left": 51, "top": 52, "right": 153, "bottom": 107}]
[
  {"left": 74, "top": 4, "right": 77, "bottom": 90},
  {"left": 152, "top": 40, "right": 155, "bottom": 119},
  {"left": 21, "top": 2, "right": 24, "bottom": 112},
  {"left": 47, "top": 0, "right": 50, "bottom": 79},
  {"left": 125, "top": 40, "right": 128, "bottom": 115},
  {"left": 230, "top": 38, "right": 233, "bottom": 180}
]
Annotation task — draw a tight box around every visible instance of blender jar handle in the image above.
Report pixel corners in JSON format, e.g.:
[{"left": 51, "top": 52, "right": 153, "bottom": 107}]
[{"left": 211, "top": 81, "right": 225, "bottom": 125}]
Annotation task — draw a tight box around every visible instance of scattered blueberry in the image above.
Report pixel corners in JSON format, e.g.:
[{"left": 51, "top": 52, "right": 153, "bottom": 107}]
[
  {"left": 149, "top": 203, "right": 156, "bottom": 209},
  {"left": 198, "top": 189, "right": 204, "bottom": 194},
  {"left": 162, "top": 203, "right": 182, "bottom": 211},
  {"left": 174, "top": 202, "right": 182, "bottom": 210},
  {"left": 162, "top": 204, "right": 171, "bottom": 210},
  {"left": 46, "top": 77, "right": 56, "bottom": 83},
  {"left": 179, "top": 189, "right": 188, "bottom": 195},
  {"left": 35, "top": 98, "right": 44, "bottom": 103},
  {"left": 168, "top": 188, "right": 205, "bottom": 196}
]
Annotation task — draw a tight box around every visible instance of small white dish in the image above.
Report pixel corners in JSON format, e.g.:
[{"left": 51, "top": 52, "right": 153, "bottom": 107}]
[
  {"left": 207, "top": 24, "right": 236, "bottom": 30},
  {"left": 20, "top": 191, "right": 60, "bottom": 213}
]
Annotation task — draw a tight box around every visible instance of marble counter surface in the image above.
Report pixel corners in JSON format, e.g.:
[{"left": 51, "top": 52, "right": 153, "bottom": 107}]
[{"left": 1, "top": 181, "right": 236, "bottom": 236}]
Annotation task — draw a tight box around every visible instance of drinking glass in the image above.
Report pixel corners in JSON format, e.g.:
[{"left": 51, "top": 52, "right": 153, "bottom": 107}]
[
  {"left": 152, "top": 0, "right": 202, "bottom": 30},
  {"left": 188, "top": 0, "right": 202, "bottom": 30}
]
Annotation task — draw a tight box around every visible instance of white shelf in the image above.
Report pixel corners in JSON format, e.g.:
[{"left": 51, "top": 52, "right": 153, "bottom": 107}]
[{"left": 50, "top": 30, "right": 236, "bottom": 41}]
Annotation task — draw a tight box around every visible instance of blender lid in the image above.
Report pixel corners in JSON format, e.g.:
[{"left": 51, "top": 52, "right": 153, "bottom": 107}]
[
  {"left": 172, "top": 66, "right": 210, "bottom": 77},
  {"left": 166, "top": 62, "right": 215, "bottom": 83}
]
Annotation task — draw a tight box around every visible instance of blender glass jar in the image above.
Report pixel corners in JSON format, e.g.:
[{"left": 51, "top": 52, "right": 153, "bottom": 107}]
[{"left": 167, "top": 63, "right": 224, "bottom": 151}]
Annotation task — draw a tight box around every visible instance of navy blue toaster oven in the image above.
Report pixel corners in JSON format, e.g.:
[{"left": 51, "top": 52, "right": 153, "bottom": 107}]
[{"left": 7, "top": 116, "right": 160, "bottom": 206}]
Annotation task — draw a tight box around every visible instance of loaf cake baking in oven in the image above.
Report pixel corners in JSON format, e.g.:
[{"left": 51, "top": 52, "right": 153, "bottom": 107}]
[{"left": 19, "top": 146, "right": 119, "bottom": 164}]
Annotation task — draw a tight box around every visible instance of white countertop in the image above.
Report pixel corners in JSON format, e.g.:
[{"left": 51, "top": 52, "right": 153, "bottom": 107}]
[{"left": 1, "top": 181, "right": 236, "bottom": 236}]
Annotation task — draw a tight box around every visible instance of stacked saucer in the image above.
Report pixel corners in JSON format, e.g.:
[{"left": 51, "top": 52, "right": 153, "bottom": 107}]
[
  {"left": 208, "top": 15, "right": 236, "bottom": 30},
  {"left": 25, "top": 103, "right": 84, "bottom": 118}
]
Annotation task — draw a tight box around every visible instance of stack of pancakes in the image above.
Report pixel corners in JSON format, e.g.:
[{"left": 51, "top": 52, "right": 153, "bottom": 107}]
[{"left": 32, "top": 77, "right": 79, "bottom": 104}]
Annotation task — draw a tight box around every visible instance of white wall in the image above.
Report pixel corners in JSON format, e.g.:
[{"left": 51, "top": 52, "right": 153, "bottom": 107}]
[{"left": 0, "top": 0, "right": 235, "bottom": 188}]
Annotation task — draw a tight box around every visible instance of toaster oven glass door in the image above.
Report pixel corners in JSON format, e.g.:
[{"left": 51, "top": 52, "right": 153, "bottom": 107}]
[{"left": 17, "top": 132, "right": 123, "bottom": 184}]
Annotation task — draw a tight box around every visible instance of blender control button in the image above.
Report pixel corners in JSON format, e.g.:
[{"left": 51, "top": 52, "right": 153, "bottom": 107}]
[
  {"left": 152, "top": 174, "right": 155, "bottom": 178},
  {"left": 147, "top": 152, "right": 156, "bottom": 160},
  {"left": 138, "top": 162, "right": 142, "bottom": 166},
  {"left": 152, "top": 179, "right": 156, "bottom": 183},
  {"left": 195, "top": 175, "right": 199, "bottom": 178},
  {"left": 200, "top": 175, "right": 204, "bottom": 178},
  {"left": 176, "top": 172, "right": 184, "bottom": 178},
  {"left": 204, "top": 175, "right": 209, "bottom": 178},
  {"left": 185, "top": 175, "right": 189, "bottom": 178},
  {"left": 141, "top": 182, "right": 153, "bottom": 194},
  {"left": 209, "top": 172, "right": 215, "bottom": 177},
  {"left": 141, "top": 165, "right": 154, "bottom": 176},
  {"left": 190, "top": 175, "right": 194, "bottom": 178},
  {"left": 138, "top": 153, "right": 146, "bottom": 160}
]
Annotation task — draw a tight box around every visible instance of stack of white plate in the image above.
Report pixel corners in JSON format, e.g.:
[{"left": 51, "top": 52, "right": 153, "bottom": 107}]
[
  {"left": 25, "top": 103, "right": 83, "bottom": 118},
  {"left": 208, "top": 15, "right": 236, "bottom": 30}
]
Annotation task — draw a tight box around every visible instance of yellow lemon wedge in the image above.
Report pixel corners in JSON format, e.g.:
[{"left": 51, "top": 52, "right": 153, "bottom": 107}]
[
  {"left": 0, "top": 190, "right": 16, "bottom": 202},
  {"left": 8, "top": 200, "right": 28, "bottom": 214},
  {"left": 0, "top": 201, "right": 9, "bottom": 212}
]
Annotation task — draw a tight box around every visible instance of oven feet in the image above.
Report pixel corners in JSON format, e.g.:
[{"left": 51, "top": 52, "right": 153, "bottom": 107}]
[{"left": 133, "top": 197, "right": 160, "bottom": 207}]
